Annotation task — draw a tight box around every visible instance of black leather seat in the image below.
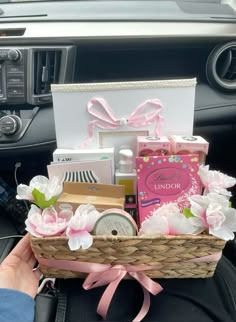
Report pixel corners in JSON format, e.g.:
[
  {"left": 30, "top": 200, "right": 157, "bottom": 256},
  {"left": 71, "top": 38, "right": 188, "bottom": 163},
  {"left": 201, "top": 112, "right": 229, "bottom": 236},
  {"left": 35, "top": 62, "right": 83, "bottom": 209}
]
[
  {"left": 43, "top": 255, "right": 236, "bottom": 322},
  {"left": 0, "top": 216, "right": 18, "bottom": 263}
]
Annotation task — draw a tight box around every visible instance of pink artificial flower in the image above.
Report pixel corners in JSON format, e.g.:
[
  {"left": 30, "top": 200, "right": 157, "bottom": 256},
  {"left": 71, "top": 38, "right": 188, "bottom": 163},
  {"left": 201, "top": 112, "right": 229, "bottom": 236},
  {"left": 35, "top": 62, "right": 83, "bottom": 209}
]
[
  {"left": 198, "top": 165, "right": 236, "bottom": 197},
  {"left": 139, "top": 203, "right": 196, "bottom": 236},
  {"left": 189, "top": 193, "right": 236, "bottom": 241},
  {"left": 150, "top": 203, "right": 181, "bottom": 218},
  {"left": 66, "top": 204, "right": 100, "bottom": 250},
  {"left": 26, "top": 205, "right": 72, "bottom": 237}
]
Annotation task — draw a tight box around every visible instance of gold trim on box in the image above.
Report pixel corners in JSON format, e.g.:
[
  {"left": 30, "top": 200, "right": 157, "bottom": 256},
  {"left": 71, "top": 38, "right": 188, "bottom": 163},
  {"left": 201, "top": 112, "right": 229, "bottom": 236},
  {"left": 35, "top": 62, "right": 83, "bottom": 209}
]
[{"left": 51, "top": 78, "right": 197, "bottom": 92}]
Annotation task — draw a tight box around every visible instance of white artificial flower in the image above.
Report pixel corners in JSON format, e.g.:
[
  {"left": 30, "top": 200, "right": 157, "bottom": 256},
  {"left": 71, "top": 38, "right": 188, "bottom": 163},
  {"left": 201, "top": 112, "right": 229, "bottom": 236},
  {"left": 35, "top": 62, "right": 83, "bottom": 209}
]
[
  {"left": 17, "top": 175, "right": 62, "bottom": 201},
  {"left": 66, "top": 204, "right": 100, "bottom": 250},
  {"left": 198, "top": 165, "right": 236, "bottom": 197},
  {"left": 139, "top": 203, "right": 196, "bottom": 236},
  {"left": 16, "top": 175, "right": 63, "bottom": 208},
  {"left": 67, "top": 230, "right": 93, "bottom": 251},
  {"left": 189, "top": 193, "right": 236, "bottom": 241}
]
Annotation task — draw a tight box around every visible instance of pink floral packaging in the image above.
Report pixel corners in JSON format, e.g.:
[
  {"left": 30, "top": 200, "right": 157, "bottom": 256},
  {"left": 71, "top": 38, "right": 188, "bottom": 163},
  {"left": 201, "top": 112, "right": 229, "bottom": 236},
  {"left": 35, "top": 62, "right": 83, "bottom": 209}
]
[
  {"left": 169, "top": 135, "right": 209, "bottom": 164},
  {"left": 136, "top": 155, "right": 201, "bottom": 225}
]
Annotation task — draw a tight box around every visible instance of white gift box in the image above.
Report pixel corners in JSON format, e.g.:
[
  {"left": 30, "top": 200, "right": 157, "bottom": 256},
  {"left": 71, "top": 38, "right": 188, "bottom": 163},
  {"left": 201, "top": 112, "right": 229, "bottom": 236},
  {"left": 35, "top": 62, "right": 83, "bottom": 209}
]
[
  {"left": 52, "top": 147, "right": 115, "bottom": 182},
  {"left": 53, "top": 147, "right": 114, "bottom": 163},
  {"left": 47, "top": 159, "right": 113, "bottom": 184},
  {"left": 51, "top": 79, "right": 196, "bottom": 158}
]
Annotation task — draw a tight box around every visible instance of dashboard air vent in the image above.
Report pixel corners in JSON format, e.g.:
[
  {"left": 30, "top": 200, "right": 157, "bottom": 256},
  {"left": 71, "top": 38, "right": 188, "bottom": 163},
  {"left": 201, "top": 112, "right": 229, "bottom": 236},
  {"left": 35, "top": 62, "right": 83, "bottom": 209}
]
[
  {"left": 206, "top": 41, "right": 236, "bottom": 93},
  {"left": 34, "top": 50, "right": 61, "bottom": 95}
]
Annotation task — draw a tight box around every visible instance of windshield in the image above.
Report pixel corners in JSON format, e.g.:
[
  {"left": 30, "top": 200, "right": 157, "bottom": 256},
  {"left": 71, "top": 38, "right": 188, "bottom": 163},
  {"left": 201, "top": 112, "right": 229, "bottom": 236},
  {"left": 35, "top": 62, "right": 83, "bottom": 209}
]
[{"left": 0, "top": 0, "right": 236, "bottom": 22}]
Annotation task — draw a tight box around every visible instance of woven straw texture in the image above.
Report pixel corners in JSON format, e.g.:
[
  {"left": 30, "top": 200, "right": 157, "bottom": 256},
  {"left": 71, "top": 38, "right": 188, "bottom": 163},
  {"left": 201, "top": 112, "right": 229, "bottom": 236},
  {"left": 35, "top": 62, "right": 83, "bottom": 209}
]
[{"left": 30, "top": 234, "right": 226, "bottom": 279}]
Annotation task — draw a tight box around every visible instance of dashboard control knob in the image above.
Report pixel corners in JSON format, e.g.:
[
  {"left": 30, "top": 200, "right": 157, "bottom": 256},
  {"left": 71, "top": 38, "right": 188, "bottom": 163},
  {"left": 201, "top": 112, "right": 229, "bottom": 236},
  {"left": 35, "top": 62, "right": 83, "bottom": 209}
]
[
  {"left": 7, "top": 49, "right": 21, "bottom": 62},
  {"left": 0, "top": 115, "right": 22, "bottom": 135}
]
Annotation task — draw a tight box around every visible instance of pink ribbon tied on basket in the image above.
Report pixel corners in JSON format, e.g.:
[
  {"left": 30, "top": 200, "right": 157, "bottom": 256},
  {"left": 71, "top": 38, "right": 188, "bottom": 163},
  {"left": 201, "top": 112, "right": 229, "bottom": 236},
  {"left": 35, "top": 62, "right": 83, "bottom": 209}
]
[
  {"left": 38, "top": 258, "right": 163, "bottom": 322},
  {"left": 37, "top": 252, "right": 222, "bottom": 322},
  {"left": 83, "top": 264, "right": 163, "bottom": 322},
  {"left": 80, "top": 97, "right": 164, "bottom": 148}
]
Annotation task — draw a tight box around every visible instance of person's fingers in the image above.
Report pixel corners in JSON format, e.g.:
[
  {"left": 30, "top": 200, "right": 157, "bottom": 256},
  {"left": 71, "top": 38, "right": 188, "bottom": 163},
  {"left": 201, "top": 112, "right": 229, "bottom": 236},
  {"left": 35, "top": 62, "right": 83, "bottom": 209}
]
[
  {"left": 2, "top": 234, "right": 38, "bottom": 269},
  {"left": 10, "top": 234, "right": 33, "bottom": 262},
  {"left": 33, "top": 267, "right": 42, "bottom": 281},
  {"left": 27, "top": 253, "right": 38, "bottom": 269}
]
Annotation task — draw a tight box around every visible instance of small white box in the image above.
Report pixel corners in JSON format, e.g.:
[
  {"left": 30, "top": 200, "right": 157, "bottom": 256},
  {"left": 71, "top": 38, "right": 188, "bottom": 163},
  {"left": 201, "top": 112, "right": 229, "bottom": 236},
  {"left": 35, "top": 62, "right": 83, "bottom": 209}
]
[
  {"left": 52, "top": 147, "right": 115, "bottom": 182},
  {"left": 53, "top": 147, "right": 114, "bottom": 168},
  {"left": 48, "top": 159, "right": 113, "bottom": 185}
]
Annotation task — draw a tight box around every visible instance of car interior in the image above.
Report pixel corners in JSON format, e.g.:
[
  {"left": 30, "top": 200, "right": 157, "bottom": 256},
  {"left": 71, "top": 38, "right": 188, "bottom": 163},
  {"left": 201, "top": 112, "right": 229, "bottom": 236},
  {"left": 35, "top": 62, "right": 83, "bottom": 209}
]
[{"left": 1, "top": 1, "right": 236, "bottom": 321}]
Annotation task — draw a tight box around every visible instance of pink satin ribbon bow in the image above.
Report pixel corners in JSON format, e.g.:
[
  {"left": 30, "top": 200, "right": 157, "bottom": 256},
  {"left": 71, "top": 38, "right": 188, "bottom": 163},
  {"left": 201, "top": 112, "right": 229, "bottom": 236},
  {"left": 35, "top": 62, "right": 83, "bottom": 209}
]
[
  {"left": 80, "top": 97, "right": 164, "bottom": 148},
  {"left": 37, "top": 252, "right": 222, "bottom": 322}
]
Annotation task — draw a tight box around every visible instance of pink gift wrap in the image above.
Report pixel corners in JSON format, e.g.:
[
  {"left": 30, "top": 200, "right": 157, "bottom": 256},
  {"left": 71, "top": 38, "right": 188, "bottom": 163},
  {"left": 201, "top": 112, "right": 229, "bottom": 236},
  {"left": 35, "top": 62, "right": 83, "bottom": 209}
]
[{"left": 136, "top": 155, "right": 201, "bottom": 224}]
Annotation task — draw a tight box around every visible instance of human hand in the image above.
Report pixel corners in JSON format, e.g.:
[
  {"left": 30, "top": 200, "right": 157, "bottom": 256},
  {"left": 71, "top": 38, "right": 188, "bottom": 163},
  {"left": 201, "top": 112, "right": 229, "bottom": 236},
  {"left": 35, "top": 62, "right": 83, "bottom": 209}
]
[{"left": 0, "top": 234, "right": 41, "bottom": 298}]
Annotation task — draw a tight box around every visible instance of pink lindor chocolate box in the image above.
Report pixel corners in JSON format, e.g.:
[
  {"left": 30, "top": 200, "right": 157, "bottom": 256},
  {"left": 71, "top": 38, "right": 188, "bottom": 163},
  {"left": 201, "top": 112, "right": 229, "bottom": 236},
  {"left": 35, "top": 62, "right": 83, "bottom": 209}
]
[
  {"left": 169, "top": 135, "right": 209, "bottom": 164},
  {"left": 136, "top": 154, "right": 201, "bottom": 225},
  {"left": 137, "top": 136, "right": 171, "bottom": 157}
]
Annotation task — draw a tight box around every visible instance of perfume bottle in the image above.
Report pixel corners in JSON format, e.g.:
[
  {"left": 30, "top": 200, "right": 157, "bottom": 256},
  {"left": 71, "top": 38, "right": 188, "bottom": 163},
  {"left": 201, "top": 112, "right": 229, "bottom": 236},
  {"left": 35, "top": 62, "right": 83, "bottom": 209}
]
[{"left": 118, "top": 148, "right": 134, "bottom": 173}]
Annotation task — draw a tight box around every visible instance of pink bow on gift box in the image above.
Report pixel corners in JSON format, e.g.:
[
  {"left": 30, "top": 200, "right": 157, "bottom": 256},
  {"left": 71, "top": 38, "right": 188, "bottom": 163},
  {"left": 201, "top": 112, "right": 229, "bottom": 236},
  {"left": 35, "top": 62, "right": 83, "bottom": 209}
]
[
  {"left": 38, "top": 252, "right": 222, "bottom": 322},
  {"left": 80, "top": 97, "right": 164, "bottom": 148}
]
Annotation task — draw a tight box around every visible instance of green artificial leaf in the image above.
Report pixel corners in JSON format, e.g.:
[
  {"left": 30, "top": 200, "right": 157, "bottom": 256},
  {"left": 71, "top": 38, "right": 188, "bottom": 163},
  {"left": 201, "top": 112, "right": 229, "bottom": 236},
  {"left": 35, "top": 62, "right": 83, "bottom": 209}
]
[
  {"left": 32, "top": 188, "right": 56, "bottom": 209},
  {"left": 183, "top": 208, "right": 194, "bottom": 218}
]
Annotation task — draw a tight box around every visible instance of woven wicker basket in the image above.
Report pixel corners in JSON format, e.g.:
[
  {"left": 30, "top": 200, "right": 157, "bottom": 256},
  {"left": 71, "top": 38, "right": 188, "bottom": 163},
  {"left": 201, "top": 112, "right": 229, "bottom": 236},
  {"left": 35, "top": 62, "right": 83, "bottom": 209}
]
[{"left": 30, "top": 234, "right": 226, "bottom": 279}]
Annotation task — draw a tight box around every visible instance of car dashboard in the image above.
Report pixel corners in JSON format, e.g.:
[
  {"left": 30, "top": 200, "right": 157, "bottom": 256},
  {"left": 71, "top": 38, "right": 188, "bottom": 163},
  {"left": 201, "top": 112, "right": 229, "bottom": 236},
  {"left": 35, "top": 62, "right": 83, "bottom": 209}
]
[{"left": 0, "top": 0, "right": 236, "bottom": 194}]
